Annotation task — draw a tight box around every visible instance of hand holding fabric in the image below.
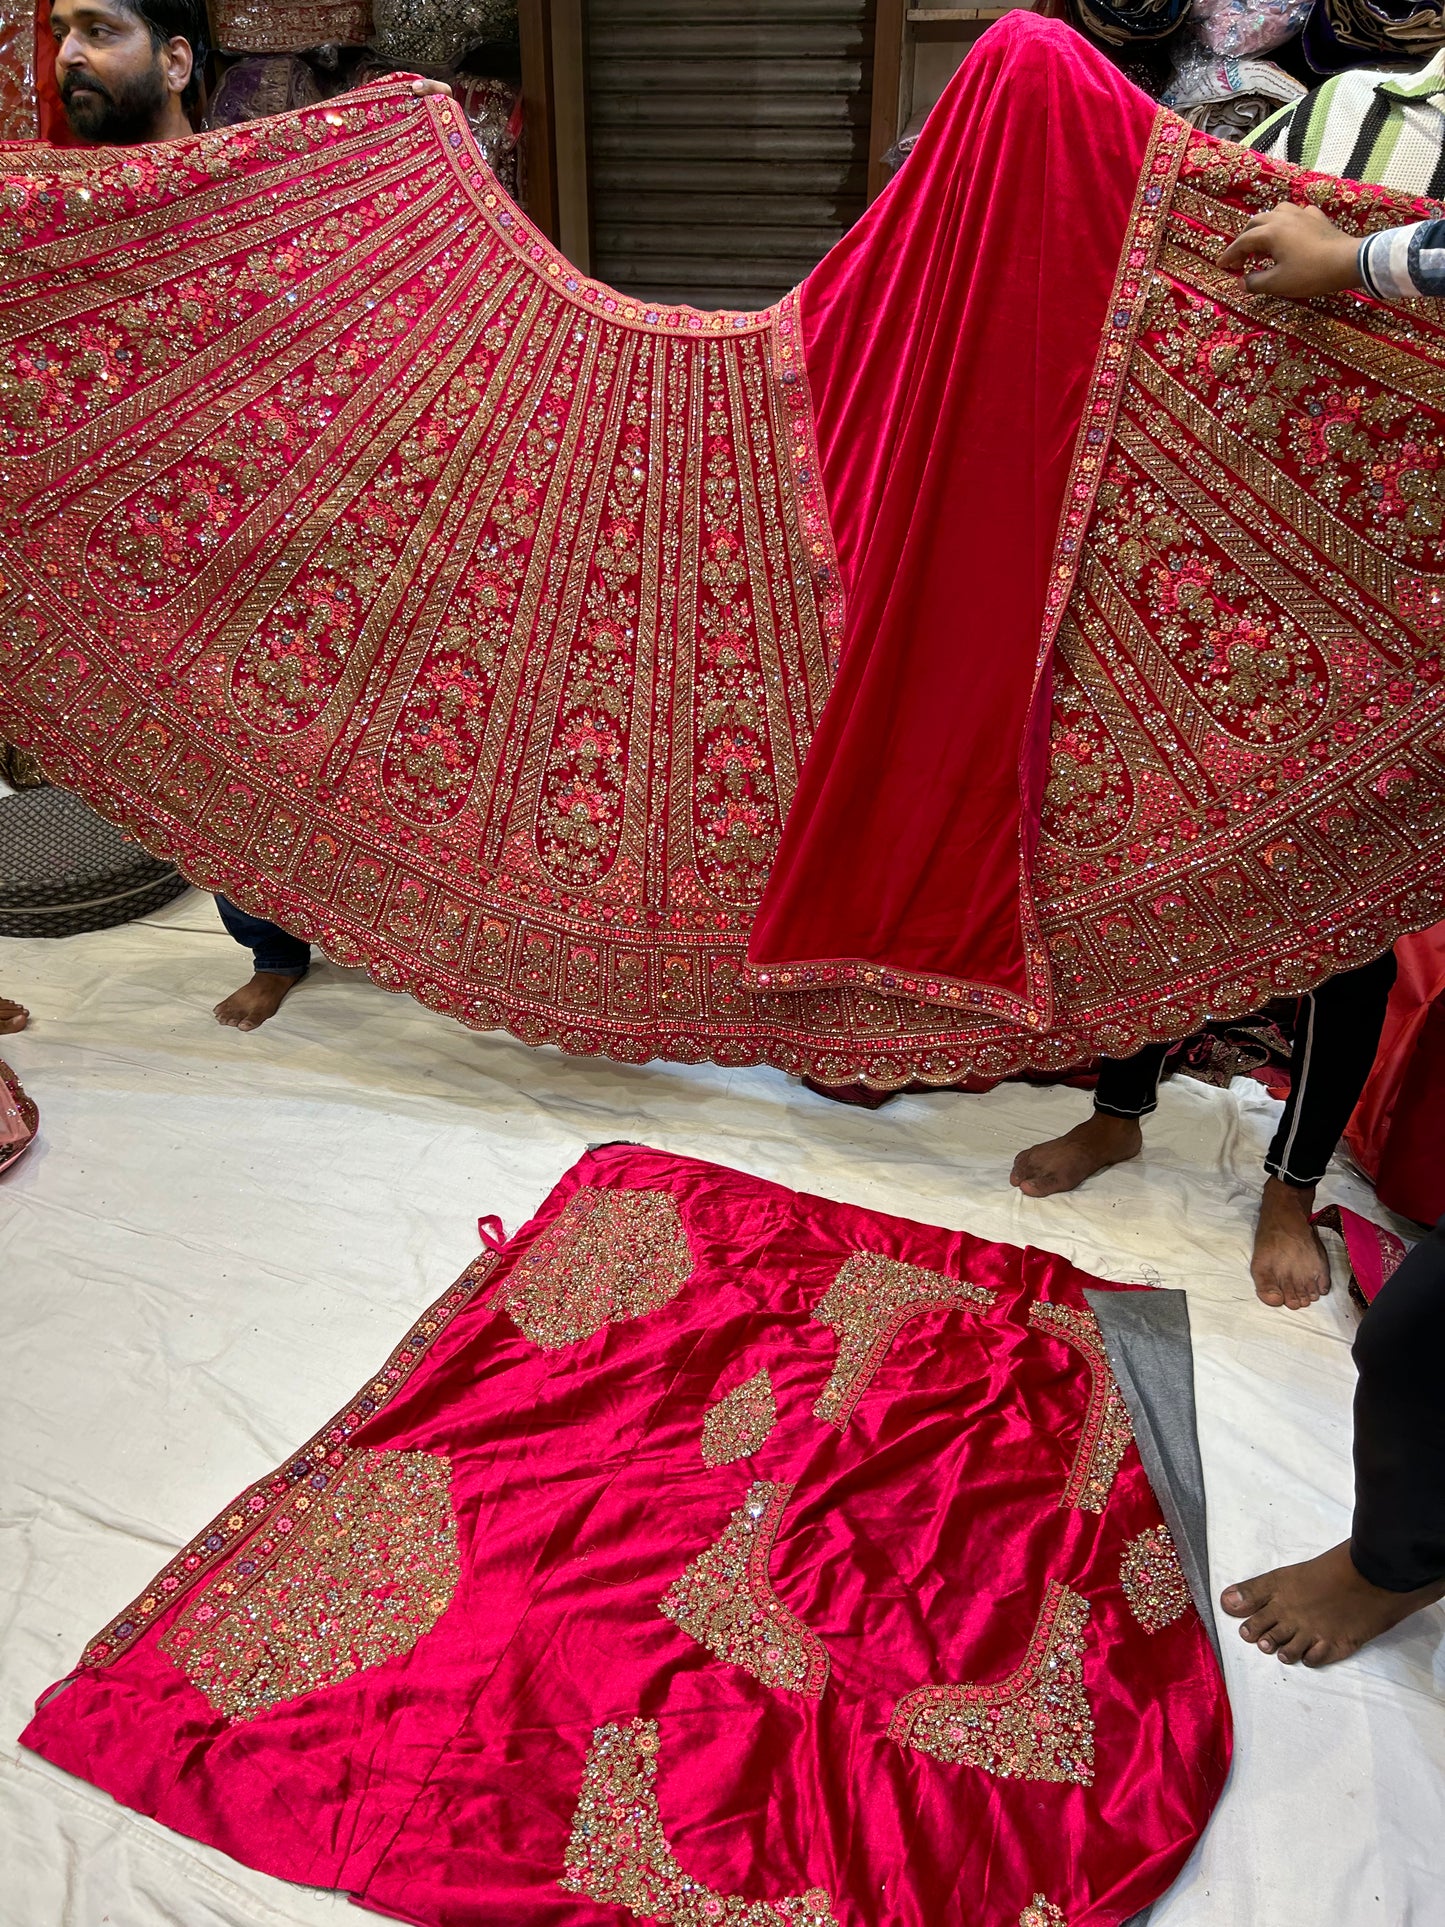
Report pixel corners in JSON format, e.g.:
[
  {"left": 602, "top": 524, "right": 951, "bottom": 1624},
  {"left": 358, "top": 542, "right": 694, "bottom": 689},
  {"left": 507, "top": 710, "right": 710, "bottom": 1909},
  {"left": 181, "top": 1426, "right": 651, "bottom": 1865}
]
[{"left": 1220, "top": 201, "right": 1364, "bottom": 296}]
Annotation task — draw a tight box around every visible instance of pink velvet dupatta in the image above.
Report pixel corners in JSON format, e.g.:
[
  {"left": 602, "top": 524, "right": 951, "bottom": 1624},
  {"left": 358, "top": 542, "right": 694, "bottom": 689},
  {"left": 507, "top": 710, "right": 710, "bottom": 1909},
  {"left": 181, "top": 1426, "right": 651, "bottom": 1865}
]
[{"left": 21, "top": 1146, "right": 1231, "bottom": 1925}]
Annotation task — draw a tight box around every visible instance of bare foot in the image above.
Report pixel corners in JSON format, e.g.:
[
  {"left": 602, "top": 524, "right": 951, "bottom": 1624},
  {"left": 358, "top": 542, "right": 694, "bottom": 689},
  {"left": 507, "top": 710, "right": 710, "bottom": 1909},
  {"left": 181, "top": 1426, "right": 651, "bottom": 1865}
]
[
  {"left": 0, "top": 996, "right": 28, "bottom": 1035},
  {"left": 1221, "top": 1541, "right": 1445, "bottom": 1667},
  {"left": 213, "top": 971, "right": 303, "bottom": 1032},
  {"left": 1010, "top": 1112, "right": 1143, "bottom": 1197},
  {"left": 1251, "top": 1177, "right": 1329, "bottom": 1310}
]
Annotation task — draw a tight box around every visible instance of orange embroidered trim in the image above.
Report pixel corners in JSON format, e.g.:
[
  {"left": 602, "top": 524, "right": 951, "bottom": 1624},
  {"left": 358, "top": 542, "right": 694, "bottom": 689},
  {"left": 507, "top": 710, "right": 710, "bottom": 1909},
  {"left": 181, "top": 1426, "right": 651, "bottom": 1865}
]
[
  {"left": 161, "top": 1448, "right": 458, "bottom": 1720},
  {"left": 889, "top": 1582, "right": 1094, "bottom": 1785},
  {"left": 1027, "top": 1300, "right": 1134, "bottom": 1512},
  {"left": 659, "top": 1480, "right": 831, "bottom": 1698},
  {"left": 561, "top": 1718, "right": 840, "bottom": 1924},
  {"left": 496, "top": 1186, "right": 694, "bottom": 1350},
  {"left": 772, "top": 289, "right": 847, "bottom": 683},
  {"left": 811, "top": 1251, "right": 996, "bottom": 1429},
  {"left": 1019, "top": 1898, "right": 1068, "bottom": 1927},
  {"left": 78, "top": 1247, "right": 499, "bottom": 1671}
]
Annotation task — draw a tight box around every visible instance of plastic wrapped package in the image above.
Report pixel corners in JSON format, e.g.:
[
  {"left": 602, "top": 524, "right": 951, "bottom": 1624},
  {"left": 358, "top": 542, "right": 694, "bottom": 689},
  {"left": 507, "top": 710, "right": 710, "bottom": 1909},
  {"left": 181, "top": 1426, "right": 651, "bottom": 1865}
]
[
  {"left": 1163, "top": 44, "right": 1305, "bottom": 135},
  {"left": 1189, "top": 0, "right": 1313, "bottom": 57},
  {"left": 204, "top": 55, "right": 323, "bottom": 128},
  {"left": 369, "top": 0, "right": 516, "bottom": 72},
  {"left": 210, "top": 0, "right": 373, "bottom": 55}
]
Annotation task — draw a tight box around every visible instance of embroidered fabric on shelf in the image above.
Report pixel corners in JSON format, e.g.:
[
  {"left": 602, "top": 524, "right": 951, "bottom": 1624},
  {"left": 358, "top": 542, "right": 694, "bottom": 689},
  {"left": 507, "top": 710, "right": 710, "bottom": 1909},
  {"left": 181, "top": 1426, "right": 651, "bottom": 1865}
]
[
  {"left": 161, "top": 1448, "right": 459, "bottom": 1719},
  {"left": 561, "top": 1720, "right": 842, "bottom": 1926},
  {"left": 890, "top": 1584, "right": 1096, "bottom": 1786},
  {"left": 496, "top": 1185, "right": 693, "bottom": 1348},
  {"left": 701, "top": 1366, "right": 778, "bottom": 1466},
  {"left": 20, "top": 1147, "right": 1231, "bottom": 1924},
  {"left": 209, "top": 0, "right": 373, "bottom": 52},
  {"left": 659, "top": 1479, "right": 830, "bottom": 1698},
  {"left": 2, "top": 18, "right": 1444, "bottom": 1093},
  {"left": 1027, "top": 1302, "right": 1135, "bottom": 1512},
  {"left": 812, "top": 1252, "right": 996, "bottom": 1428},
  {"left": 1119, "top": 1525, "right": 1194, "bottom": 1633}
]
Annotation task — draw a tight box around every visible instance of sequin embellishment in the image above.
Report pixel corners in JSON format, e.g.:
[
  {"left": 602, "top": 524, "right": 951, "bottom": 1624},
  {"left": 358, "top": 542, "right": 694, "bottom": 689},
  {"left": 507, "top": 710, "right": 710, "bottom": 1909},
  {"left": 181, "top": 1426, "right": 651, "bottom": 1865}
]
[
  {"left": 1120, "top": 1525, "right": 1192, "bottom": 1634},
  {"left": 659, "top": 1480, "right": 830, "bottom": 1697},
  {"left": 161, "top": 1449, "right": 458, "bottom": 1721},
  {"left": 561, "top": 1718, "right": 840, "bottom": 1924},
  {"left": 812, "top": 1251, "right": 996, "bottom": 1429},
  {"left": 701, "top": 1367, "right": 778, "bottom": 1467},
  {"left": 1027, "top": 1302, "right": 1133, "bottom": 1511},
  {"left": 1019, "top": 1898, "right": 1068, "bottom": 1927},
  {"left": 498, "top": 1186, "right": 693, "bottom": 1350},
  {"left": 889, "top": 1582, "right": 1094, "bottom": 1785}
]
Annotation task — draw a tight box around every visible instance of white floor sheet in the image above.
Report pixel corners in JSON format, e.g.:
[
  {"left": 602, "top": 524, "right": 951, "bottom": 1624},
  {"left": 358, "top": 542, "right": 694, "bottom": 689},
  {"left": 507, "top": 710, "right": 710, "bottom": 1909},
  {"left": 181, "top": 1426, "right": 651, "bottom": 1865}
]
[{"left": 1, "top": 897, "right": 1441, "bottom": 1927}]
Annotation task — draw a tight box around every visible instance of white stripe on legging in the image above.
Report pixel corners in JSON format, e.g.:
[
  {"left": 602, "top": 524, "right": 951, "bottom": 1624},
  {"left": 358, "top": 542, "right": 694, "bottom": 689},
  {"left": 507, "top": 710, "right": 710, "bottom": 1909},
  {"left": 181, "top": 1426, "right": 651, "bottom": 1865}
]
[{"left": 1275, "top": 990, "right": 1318, "bottom": 1184}]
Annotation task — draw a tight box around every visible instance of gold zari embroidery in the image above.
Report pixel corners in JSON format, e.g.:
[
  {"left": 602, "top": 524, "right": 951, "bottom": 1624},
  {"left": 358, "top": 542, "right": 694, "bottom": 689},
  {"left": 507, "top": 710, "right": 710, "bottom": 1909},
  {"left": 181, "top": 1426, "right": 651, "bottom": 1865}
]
[
  {"left": 701, "top": 1367, "right": 778, "bottom": 1467},
  {"left": 812, "top": 1251, "right": 996, "bottom": 1428},
  {"left": 499, "top": 1186, "right": 693, "bottom": 1350},
  {"left": 1019, "top": 1898, "right": 1068, "bottom": 1927},
  {"left": 659, "top": 1480, "right": 830, "bottom": 1698},
  {"left": 1120, "top": 1524, "right": 1192, "bottom": 1634},
  {"left": 161, "top": 1448, "right": 458, "bottom": 1720},
  {"left": 561, "top": 1718, "right": 840, "bottom": 1925},
  {"left": 1027, "top": 1301, "right": 1133, "bottom": 1511},
  {"left": 889, "top": 1583, "right": 1094, "bottom": 1786}
]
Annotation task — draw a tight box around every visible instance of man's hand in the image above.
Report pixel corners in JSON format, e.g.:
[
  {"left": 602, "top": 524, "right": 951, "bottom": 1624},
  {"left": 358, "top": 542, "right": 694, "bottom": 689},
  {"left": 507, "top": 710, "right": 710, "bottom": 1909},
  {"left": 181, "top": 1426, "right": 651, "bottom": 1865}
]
[
  {"left": 1219, "top": 202, "right": 1363, "bottom": 299},
  {"left": 405, "top": 77, "right": 453, "bottom": 98}
]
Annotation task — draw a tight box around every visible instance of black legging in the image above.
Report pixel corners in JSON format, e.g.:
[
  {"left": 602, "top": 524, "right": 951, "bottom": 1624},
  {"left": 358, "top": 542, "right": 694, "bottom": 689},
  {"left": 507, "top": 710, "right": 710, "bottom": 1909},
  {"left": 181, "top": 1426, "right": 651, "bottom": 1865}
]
[
  {"left": 1092, "top": 949, "right": 1399, "bottom": 1188},
  {"left": 1352, "top": 1215, "right": 1445, "bottom": 1593}
]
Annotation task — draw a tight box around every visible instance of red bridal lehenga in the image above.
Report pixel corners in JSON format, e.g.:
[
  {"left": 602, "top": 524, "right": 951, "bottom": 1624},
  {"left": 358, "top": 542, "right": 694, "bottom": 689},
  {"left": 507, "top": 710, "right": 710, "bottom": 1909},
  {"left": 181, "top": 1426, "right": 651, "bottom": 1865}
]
[
  {"left": 2, "top": 15, "right": 1444, "bottom": 1086},
  {"left": 22, "top": 1145, "right": 1232, "bottom": 1926}
]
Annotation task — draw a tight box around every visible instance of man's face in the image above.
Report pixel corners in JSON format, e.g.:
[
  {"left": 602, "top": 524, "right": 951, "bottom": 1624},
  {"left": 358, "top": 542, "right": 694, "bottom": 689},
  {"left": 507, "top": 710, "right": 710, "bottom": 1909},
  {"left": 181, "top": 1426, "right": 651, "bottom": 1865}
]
[{"left": 51, "top": 0, "right": 183, "bottom": 143}]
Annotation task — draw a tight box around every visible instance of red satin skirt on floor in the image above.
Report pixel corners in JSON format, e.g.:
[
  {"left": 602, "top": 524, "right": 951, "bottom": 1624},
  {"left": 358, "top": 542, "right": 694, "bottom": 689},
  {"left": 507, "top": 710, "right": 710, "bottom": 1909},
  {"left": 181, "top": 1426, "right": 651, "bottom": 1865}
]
[
  {"left": 21, "top": 1146, "right": 1231, "bottom": 1926},
  {"left": 1, "top": 16, "right": 1443, "bottom": 1087}
]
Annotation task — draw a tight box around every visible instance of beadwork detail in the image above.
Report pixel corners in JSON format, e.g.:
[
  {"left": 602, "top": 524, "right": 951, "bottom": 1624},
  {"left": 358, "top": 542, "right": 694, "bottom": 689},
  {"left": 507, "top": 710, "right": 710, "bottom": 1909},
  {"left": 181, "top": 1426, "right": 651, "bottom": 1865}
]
[
  {"left": 812, "top": 1251, "right": 996, "bottom": 1428},
  {"left": 659, "top": 1480, "right": 830, "bottom": 1697},
  {"left": 701, "top": 1367, "right": 778, "bottom": 1467},
  {"left": 161, "top": 1449, "right": 458, "bottom": 1721},
  {"left": 889, "top": 1583, "right": 1095, "bottom": 1785},
  {"left": 1027, "top": 1302, "right": 1134, "bottom": 1511},
  {"left": 498, "top": 1186, "right": 693, "bottom": 1350},
  {"left": 1120, "top": 1525, "right": 1192, "bottom": 1634},
  {"left": 1019, "top": 1897, "right": 1068, "bottom": 1927},
  {"left": 561, "top": 1718, "right": 840, "bottom": 1924}
]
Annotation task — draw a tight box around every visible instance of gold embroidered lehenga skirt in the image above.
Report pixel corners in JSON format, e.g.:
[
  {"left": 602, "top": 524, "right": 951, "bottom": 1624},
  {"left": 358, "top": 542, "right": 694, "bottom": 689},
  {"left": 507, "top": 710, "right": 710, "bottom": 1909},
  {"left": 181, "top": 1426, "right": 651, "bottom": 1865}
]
[{"left": 1, "top": 16, "right": 1443, "bottom": 1085}]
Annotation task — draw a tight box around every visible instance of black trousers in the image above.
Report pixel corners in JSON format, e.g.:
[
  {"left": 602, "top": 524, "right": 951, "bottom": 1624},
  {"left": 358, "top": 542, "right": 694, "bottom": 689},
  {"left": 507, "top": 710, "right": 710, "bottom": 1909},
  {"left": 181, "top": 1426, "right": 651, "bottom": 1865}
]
[
  {"left": 1093, "top": 950, "right": 1399, "bottom": 1189},
  {"left": 1352, "top": 1216, "right": 1445, "bottom": 1591},
  {"left": 214, "top": 894, "right": 311, "bottom": 977}
]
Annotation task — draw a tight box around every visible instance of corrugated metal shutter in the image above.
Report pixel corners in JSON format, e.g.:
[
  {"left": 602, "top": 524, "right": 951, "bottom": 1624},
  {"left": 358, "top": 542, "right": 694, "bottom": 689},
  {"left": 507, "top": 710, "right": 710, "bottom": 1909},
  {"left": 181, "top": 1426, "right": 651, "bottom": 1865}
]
[{"left": 585, "top": 0, "right": 872, "bottom": 311}]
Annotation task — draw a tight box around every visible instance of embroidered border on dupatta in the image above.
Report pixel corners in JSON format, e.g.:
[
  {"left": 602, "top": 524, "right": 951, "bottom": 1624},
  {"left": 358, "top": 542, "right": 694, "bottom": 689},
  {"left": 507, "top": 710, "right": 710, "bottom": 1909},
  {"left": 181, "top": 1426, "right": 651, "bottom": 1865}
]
[
  {"left": 73, "top": 1247, "right": 501, "bottom": 1671},
  {"left": 742, "top": 110, "right": 1191, "bottom": 1032},
  {"left": 771, "top": 288, "right": 848, "bottom": 682}
]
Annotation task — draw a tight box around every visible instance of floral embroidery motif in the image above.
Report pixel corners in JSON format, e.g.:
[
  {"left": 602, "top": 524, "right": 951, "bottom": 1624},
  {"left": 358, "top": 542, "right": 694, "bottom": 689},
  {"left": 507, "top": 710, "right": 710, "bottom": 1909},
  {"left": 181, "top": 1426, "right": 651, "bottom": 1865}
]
[
  {"left": 1120, "top": 1525, "right": 1192, "bottom": 1634},
  {"left": 161, "top": 1449, "right": 458, "bottom": 1721},
  {"left": 812, "top": 1252, "right": 996, "bottom": 1429},
  {"left": 1027, "top": 1302, "right": 1133, "bottom": 1512},
  {"left": 701, "top": 1368, "right": 778, "bottom": 1468},
  {"left": 1019, "top": 1898, "right": 1068, "bottom": 1927},
  {"left": 561, "top": 1718, "right": 840, "bottom": 1925},
  {"left": 889, "top": 1583, "right": 1094, "bottom": 1786},
  {"left": 498, "top": 1186, "right": 693, "bottom": 1350},
  {"left": 659, "top": 1480, "right": 830, "bottom": 1697}
]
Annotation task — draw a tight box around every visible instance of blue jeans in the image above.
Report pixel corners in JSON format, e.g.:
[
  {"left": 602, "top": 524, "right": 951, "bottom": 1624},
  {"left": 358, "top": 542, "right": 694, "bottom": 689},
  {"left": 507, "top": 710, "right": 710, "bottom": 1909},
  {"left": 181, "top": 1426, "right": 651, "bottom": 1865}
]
[{"left": 214, "top": 895, "right": 310, "bottom": 977}]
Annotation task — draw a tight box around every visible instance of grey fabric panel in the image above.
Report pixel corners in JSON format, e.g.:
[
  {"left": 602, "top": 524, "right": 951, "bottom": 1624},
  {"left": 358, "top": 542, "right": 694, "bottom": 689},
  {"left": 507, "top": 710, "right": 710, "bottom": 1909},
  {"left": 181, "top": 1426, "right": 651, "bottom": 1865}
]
[{"left": 1084, "top": 1286, "right": 1221, "bottom": 1664}]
